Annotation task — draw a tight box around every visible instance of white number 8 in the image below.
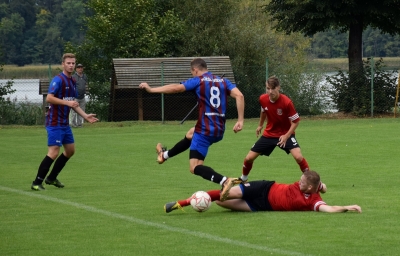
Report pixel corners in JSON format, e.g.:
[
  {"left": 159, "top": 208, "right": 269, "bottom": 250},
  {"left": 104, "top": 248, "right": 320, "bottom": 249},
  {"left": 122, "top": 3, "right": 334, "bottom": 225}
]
[{"left": 210, "top": 86, "right": 220, "bottom": 108}]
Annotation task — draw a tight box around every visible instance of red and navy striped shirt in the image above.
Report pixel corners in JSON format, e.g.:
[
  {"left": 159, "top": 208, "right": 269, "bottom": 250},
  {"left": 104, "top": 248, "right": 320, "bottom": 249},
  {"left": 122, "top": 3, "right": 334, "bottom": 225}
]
[
  {"left": 182, "top": 72, "right": 236, "bottom": 137},
  {"left": 46, "top": 73, "right": 77, "bottom": 127}
]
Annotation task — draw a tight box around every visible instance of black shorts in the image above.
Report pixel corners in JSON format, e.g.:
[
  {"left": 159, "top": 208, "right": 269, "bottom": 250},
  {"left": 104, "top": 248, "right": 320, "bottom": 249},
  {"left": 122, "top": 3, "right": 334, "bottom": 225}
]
[
  {"left": 251, "top": 135, "right": 300, "bottom": 156},
  {"left": 240, "top": 180, "right": 275, "bottom": 211}
]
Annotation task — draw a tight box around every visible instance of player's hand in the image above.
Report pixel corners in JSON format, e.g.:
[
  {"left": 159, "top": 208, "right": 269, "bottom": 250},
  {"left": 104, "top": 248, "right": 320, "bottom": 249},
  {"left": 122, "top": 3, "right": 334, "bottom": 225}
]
[
  {"left": 139, "top": 82, "right": 151, "bottom": 92},
  {"left": 233, "top": 121, "right": 243, "bottom": 133},
  {"left": 85, "top": 114, "right": 99, "bottom": 123},
  {"left": 277, "top": 135, "right": 289, "bottom": 148},
  {"left": 346, "top": 205, "right": 362, "bottom": 213},
  {"left": 256, "top": 126, "right": 263, "bottom": 137}
]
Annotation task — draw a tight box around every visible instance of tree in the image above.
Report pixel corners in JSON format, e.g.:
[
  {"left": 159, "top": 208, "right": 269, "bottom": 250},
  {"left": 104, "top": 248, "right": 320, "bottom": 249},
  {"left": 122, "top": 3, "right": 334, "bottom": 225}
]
[
  {"left": 0, "top": 13, "right": 25, "bottom": 65},
  {"left": 263, "top": 0, "right": 400, "bottom": 113},
  {"left": 68, "top": 0, "right": 185, "bottom": 72}
]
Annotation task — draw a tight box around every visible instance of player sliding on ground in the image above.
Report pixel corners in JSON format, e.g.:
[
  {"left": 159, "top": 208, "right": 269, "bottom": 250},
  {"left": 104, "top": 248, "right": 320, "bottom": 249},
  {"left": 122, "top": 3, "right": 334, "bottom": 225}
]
[{"left": 164, "top": 170, "right": 362, "bottom": 214}]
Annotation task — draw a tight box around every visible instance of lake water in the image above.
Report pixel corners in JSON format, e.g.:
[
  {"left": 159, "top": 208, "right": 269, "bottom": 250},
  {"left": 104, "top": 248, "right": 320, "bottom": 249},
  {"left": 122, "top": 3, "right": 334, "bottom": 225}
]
[
  {"left": 1, "top": 73, "right": 398, "bottom": 111},
  {"left": 0, "top": 79, "right": 90, "bottom": 104},
  {"left": 0, "top": 79, "right": 42, "bottom": 103}
]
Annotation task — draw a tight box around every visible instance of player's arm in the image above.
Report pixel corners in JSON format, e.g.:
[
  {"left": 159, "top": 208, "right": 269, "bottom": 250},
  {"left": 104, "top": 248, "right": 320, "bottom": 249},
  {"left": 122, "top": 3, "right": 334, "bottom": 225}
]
[
  {"left": 72, "top": 105, "right": 98, "bottom": 123},
  {"left": 46, "top": 93, "right": 78, "bottom": 108},
  {"left": 256, "top": 110, "right": 267, "bottom": 137},
  {"left": 229, "top": 88, "right": 244, "bottom": 133},
  {"left": 319, "top": 204, "right": 362, "bottom": 213},
  {"left": 139, "top": 83, "right": 186, "bottom": 94}
]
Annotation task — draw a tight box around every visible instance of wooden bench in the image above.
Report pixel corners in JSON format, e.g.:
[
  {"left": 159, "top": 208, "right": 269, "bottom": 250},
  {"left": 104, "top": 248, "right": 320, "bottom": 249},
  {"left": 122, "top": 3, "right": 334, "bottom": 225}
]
[{"left": 111, "top": 56, "right": 236, "bottom": 121}]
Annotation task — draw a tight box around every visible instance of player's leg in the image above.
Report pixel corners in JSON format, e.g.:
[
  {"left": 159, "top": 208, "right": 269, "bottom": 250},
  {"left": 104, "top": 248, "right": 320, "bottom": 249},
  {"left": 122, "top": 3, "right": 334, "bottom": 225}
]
[
  {"left": 164, "top": 190, "right": 221, "bottom": 213},
  {"left": 189, "top": 133, "right": 228, "bottom": 185},
  {"left": 241, "top": 136, "right": 276, "bottom": 182},
  {"left": 156, "top": 127, "right": 194, "bottom": 164},
  {"left": 282, "top": 135, "right": 309, "bottom": 172},
  {"left": 31, "top": 127, "right": 62, "bottom": 190},
  {"left": 46, "top": 127, "right": 75, "bottom": 188},
  {"left": 216, "top": 186, "right": 251, "bottom": 211},
  {"left": 290, "top": 147, "right": 309, "bottom": 172},
  {"left": 31, "top": 145, "right": 60, "bottom": 191}
]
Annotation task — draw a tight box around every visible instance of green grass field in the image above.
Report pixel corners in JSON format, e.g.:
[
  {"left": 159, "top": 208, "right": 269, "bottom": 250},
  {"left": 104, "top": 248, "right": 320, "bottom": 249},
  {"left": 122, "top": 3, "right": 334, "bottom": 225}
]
[{"left": 1, "top": 118, "right": 399, "bottom": 255}]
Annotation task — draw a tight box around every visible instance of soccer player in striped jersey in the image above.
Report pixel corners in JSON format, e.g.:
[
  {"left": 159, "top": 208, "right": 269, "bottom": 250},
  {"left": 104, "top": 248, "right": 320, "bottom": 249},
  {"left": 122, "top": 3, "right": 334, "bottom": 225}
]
[
  {"left": 228, "top": 76, "right": 315, "bottom": 190},
  {"left": 31, "top": 53, "right": 98, "bottom": 191},
  {"left": 139, "top": 58, "right": 244, "bottom": 187},
  {"left": 165, "top": 170, "right": 361, "bottom": 214}
]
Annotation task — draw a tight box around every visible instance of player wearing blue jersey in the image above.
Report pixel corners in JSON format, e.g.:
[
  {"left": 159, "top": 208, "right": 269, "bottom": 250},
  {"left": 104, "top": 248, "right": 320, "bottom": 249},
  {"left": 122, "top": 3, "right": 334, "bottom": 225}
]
[
  {"left": 31, "top": 53, "right": 98, "bottom": 191},
  {"left": 139, "top": 58, "right": 244, "bottom": 186}
]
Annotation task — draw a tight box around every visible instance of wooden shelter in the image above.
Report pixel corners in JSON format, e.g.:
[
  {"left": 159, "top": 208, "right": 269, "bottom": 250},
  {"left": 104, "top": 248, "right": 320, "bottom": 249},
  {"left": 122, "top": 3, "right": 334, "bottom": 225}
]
[{"left": 109, "top": 56, "right": 236, "bottom": 122}]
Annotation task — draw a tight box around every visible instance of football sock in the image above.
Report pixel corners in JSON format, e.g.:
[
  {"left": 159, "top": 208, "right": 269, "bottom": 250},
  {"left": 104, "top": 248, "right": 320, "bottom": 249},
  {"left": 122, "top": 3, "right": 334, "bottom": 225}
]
[
  {"left": 206, "top": 190, "right": 221, "bottom": 201},
  {"left": 298, "top": 158, "right": 309, "bottom": 172},
  {"left": 242, "top": 160, "right": 253, "bottom": 176},
  {"left": 167, "top": 136, "right": 191, "bottom": 158},
  {"left": 220, "top": 177, "right": 227, "bottom": 186},
  {"left": 47, "top": 153, "right": 70, "bottom": 181},
  {"left": 34, "top": 155, "right": 54, "bottom": 184},
  {"left": 193, "top": 165, "right": 224, "bottom": 184},
  {"left": 178, "top": 199, "right": 190, "bottom": 207}
]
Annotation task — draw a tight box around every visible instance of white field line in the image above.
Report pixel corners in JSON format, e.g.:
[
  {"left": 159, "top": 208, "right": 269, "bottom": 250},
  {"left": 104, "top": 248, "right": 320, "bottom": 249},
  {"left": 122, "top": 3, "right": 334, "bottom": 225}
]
[{"left": 0, "top": 185, "right": 310, "bottom": 256}]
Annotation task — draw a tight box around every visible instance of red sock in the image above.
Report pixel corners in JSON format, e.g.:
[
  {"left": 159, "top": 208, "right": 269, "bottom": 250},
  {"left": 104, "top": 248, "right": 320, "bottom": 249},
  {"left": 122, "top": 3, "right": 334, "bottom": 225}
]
[
  {"left": 298, "top": 158, "right": 309, "bottom": 172},
  {"left": 178, "top": 190, "right": 221, "bottom": 207},
  {"left": 242, "top": 160, "right": 253, "bottom": 175},
  {"left": 206, "top": 190, "right": 221, "bottom": 201},
  {"left": 178, "top": 198, "right": 190, "bottom": 207}
]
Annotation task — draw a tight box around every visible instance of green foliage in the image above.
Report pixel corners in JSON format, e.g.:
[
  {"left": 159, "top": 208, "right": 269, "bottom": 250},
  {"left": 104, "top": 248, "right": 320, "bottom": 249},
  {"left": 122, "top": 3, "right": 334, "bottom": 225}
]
[
  {"left": 327, "top": 58, "right": 397, "bottom": 115},
  {"left": 0, "top": 99, "right": 43, "bottom": 125},
  {"left": 68, "top": 0, "right": 185, "bottom": 72},
  {"left": 311, "top": 27, "right": 400, "bottom": 58},
  {"left": 0, "top": 79, "right": 16, "bottom": 101},
  {"left": 263, "top": 0, "right": 400, "bottom": 36},
  {"left": 86, "top": 80, "right": 111, "bottom": 122}
]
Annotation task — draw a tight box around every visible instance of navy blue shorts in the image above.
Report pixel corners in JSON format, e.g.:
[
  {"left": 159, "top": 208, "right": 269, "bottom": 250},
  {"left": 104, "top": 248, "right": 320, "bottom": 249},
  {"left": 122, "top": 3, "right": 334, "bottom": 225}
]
[
  {"left": 240, "top": 180, "right": 275, "bottom": 211},
  {"left": 251, "top": 135, "right": 300, "bottom": 156}
]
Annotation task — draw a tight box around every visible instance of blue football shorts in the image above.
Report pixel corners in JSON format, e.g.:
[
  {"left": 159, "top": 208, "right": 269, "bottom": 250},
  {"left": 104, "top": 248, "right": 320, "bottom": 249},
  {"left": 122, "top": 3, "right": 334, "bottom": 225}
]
[
  {"left": 190, "top": 132, "right": 223, "bottom": 159},
  {"left": 46, "top": 126, "right": 75, "bottom": 146}
]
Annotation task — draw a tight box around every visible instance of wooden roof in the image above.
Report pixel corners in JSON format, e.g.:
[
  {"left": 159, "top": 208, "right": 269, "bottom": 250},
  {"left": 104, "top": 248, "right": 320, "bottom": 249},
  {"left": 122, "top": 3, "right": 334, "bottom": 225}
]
[{"left": 112, "top": 56, "right": 235, "bottom": 89}]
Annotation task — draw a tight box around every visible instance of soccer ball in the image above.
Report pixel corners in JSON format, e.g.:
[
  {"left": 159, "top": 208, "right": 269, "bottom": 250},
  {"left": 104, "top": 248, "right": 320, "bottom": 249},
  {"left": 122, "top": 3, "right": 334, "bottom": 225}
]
[{"left": 190, "top": 191, "right": 212, "bottom": 212}]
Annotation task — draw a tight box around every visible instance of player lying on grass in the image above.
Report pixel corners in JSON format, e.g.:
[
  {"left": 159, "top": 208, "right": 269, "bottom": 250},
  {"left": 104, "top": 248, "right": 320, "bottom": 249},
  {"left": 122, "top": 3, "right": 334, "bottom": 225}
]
[{"left": 164, "top": 170, "right": 362, "bottom": 213}]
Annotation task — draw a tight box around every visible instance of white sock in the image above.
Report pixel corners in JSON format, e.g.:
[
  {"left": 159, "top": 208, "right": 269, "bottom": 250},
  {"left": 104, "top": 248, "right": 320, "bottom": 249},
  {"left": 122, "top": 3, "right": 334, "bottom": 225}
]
[
  {"left": 163, "top": 151, "right": 169, "bottom": 159},
  {"left": 241, "top": 175, "right": 248, "bottom": 181},
  {"left": 220, "top": 177, "right": 227, "bottom": 186}
]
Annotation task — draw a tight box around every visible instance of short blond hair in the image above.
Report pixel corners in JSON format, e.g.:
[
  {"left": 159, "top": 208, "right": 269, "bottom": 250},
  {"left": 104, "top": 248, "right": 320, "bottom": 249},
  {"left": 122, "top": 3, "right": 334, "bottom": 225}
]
[{"left": 62, "top": 53, "right": 76, "bottom": 63}]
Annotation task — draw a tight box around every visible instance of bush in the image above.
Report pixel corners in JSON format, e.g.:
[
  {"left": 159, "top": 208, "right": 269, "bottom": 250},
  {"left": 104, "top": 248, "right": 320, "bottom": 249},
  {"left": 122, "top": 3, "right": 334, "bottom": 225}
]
[{"left": 327, "top": 58, "right": 397, "bottom": 116}]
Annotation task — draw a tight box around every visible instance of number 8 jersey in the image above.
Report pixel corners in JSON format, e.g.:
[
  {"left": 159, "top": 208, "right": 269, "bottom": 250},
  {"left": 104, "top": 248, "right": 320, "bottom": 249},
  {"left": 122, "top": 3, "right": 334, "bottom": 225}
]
[{"left": 182, "top": 72, "right": 236, "bottom": 137}]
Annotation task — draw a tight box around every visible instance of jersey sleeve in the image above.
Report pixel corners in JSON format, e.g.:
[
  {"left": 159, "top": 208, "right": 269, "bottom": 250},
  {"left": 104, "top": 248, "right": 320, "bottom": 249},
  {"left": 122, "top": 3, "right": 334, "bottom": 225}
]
[
  {"left": 287, "top": 99, "right": 300, "bottom": 123},
  {"left": 311, "top": 195, "right": 327, "bottom": 211},
  {"left": 48, "top": 76, "right": 62, "bottom": 94},
  {"left": 259, "top": 94, "right": 267, "bottom": 112},
  {"left": 182, "top": 77, "right": 201, "bottom": 91},
  {"left": 224, "top": 78, "right": 236, "bottom": 91}
]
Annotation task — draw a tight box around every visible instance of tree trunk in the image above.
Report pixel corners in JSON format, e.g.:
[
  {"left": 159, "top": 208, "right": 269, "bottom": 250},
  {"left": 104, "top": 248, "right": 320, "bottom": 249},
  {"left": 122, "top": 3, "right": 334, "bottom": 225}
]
[{"left": 347, "top": 18, "right": 367, "bottom": 115}]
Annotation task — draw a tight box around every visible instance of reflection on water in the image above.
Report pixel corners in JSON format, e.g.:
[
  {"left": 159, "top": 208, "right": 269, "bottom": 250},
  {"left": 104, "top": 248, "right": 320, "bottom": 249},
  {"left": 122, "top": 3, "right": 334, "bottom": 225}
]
[{"left": 0, "top": 79, "right": 42, "bottom": 103}]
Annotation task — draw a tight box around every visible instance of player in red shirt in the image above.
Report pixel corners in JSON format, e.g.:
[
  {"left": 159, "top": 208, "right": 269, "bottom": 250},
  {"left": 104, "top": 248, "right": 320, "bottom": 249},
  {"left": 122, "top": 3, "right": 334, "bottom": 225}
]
[
  {"left": 220, "top": 76, "right": 315, "bottom": 200},
  {"left": 164, "top": 170, "right": 362, "bottom": 214}
]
